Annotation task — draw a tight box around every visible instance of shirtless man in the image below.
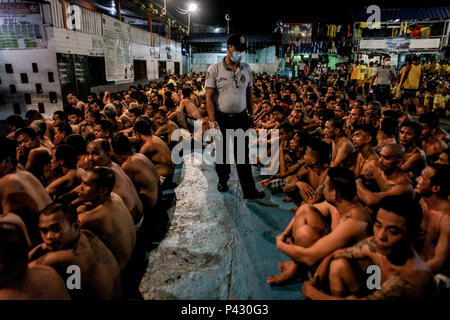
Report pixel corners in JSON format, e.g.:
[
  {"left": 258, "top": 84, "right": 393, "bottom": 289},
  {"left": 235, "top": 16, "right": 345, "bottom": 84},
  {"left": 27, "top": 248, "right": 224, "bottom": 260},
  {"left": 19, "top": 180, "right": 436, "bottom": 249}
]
[
  {"left": 268, "top": 167, "right": 371, "bottom": 285},
  {"left": 414, "top": 165, "right": 449, "bottom": 278},
  {"left": 74, "top": 167, "right": 136, "bottom": 271},
  {"left": 0, "top": 136, "right": 52, "bottom": 245},
  {"left": 179, "top": 87, "right": 202, "bottom": 129},
  {"left": 352, "top": 124, "right": 379, "bottom": 179},
  {"left": 134, "top": 120, "right": 175, "bottom": 183},
  {"left": 356, "top": 144, "right": 414, "bottom": 207},
  {"left": 399, "top": 121, "right": 427, "bottom": 177},
  {"left": 28, "top": 201, "right": 121, "bottom": 299},
  {"left": 323, "top": 118, "right": 355, "bottom": 168},
  {"left": 302, "top": 196, "right": 438, "bottom": 300},
  {"left": 14, "top": 127, "right": 52, "bottom": 185},
  {"left": 419, "top": 113, "right": 448, "bottom": 163},
  {"left": 111, "top": 134, "right": 160, "bottom": 210},
  {"left": 85, "top": 139, "right": 143, "bottom": 224},
  {"left": 46, "top": 144, "right": 85, "bottom": 200},
  {"left": 435, "top": 149, "right": 449, "bottom": 166},
  {"left": 283, "top": 140, "right": 330, "bottom": 205},
  {"left": 0, "top": 222, "right": 70, "bottom": 300},
  {"left": 153, "top": 109, "right": 179, "bottom": 145},
  {"left": 29, "top": 120, "right": 54, "bottom": 150}
]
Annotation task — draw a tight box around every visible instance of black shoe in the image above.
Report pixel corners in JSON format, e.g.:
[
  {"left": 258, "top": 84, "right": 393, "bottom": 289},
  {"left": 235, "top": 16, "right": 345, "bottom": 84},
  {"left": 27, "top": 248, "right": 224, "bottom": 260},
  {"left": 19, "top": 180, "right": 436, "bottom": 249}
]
[
  {"left": 217, "top": 182, "right": 229, "bottom": 192},
  {"left": 243, "top": 190, "right": 266, "bottom": 199}
]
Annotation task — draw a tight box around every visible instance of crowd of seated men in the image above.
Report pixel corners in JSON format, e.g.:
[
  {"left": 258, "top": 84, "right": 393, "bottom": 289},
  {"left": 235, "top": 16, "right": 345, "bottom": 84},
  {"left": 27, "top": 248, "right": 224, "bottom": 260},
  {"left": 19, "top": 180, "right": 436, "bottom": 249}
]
[{"left": 0, "top": 63, "right": 449, "bottom": 300}]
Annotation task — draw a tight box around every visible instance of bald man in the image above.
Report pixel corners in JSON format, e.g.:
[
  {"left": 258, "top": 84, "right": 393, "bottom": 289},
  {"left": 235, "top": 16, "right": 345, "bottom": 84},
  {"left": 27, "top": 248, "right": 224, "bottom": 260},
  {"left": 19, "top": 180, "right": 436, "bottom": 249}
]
[
  {"left": 84, "top": 139, "right": 143, "bottom": 225},
  {"left": 29, "top": 202, "right": 121, "bottom": 300},
  {"left": 356, "top": 144, "right": 414, "bottom": 207},
  {"left": 75, "top": 166, "right": 136, "bottom": 271},
  {"left": 0, "top": 222, "right": 70, "bottom": 300}
]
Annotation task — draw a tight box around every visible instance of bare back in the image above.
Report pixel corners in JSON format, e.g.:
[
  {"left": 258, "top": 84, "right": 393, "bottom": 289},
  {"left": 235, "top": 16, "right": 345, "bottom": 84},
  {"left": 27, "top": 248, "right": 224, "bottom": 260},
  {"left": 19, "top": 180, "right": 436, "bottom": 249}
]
[
  {"left": 0, "top": 265, "right": 70, "bottom": 300},
  {"left": 0, "top": 169, "right": 51, "bottom": 244},
  {"left": 139, "top": 135, "right": 174, "bottom": 178},
  {"left": 78, "top": 193, "right": 136, "bottom": 271},
  {"left": 110, "top": 162, "right": 143, "bottom": 224},
  {"left": 122, "top": 153, "right": 160, "bottom": 209},
  {"left": 29, "top": 230, "right": 121, "bottom": 300}
]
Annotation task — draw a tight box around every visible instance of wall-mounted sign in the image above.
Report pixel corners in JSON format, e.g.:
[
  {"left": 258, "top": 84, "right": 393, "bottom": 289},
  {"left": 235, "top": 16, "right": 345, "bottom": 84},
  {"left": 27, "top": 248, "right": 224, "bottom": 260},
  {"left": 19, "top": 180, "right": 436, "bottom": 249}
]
[
  {"left": 0, "top": 3, "right": 45, "bottom": 49},
  {"left": 282, "top": 23, "right": 313, "bottom": 44}
]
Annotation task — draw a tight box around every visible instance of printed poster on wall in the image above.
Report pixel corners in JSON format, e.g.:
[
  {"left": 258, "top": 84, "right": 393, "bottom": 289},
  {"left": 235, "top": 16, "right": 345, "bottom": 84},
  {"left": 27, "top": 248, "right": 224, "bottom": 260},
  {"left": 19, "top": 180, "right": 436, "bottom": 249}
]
[
  {"left": 102, "top": 14, "right": 133, "bottom": 81},
  {"left": 282, "top": 23, "right": 312, "bottom": 45},
  {"left": 385, "top": 39, "right": 410, "bottom": 52},
  {"left": 0, "top": 2, "right": 45, "bottom": 49}
]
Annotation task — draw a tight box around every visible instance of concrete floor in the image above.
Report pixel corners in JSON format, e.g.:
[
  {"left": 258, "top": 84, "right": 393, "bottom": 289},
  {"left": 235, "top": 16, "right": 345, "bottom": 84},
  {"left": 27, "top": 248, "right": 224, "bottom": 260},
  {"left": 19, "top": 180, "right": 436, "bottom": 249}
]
[{"left": 139, "top": 152, "right": 303, "bottom": 300}]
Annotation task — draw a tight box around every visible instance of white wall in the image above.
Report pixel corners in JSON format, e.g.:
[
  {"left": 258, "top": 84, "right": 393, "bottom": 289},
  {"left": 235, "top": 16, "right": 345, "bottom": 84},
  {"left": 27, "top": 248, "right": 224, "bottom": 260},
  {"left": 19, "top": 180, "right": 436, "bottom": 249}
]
[{"left": 0, "top": 26, "right": 62, "bottom": 120}]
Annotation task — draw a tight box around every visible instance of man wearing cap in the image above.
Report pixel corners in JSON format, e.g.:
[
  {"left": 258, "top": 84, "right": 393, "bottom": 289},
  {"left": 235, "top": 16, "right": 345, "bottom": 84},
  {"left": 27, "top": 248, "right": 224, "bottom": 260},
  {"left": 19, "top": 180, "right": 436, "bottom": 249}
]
[{"left": 205, "top": 33, "right": 265, "bottom": 199}]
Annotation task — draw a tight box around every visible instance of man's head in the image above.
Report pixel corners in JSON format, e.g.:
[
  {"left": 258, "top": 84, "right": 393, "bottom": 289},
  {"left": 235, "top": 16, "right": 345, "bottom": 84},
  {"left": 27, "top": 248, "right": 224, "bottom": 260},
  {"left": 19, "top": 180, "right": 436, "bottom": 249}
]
[
  {"left": 66, "top": 93, "right": 77, "bottom": 105},
  {"left": 226, "top": 33, "right": 247, "bottom": 64},
  {"left": 111, "top": 134, "right": 133, "bottom": 164},
  {"left": 6, "top": 115, "right": 25, "bottom": 132},
  {"left": 154, "top": 109, "right": 168, "bottom": 126},
  {"left": 15, "top": 127, "right": 40, "bottom": 152},
  {"left": 78, "top": 166, "right": 115, "bottom": 204},
  {"left": 50, "top": 144, "right": 78, "bottom": 172},
  {"left": 305, "top": 139, "right": 331, "bottom": 166},
  {"left": 348, "top": 106, "right": 364, "bottom": 127},
  {"left": 435, "top": 149, "right": 449, "bottom": 166},
  {"left": 379, "top": 144, "right": 405, "bottom": 173},
  {"left": 271, "top": 105, "right": 285, "bottom": 123},
  {"left": 352, "top": 124, "right": 376, "bottom": 149},
  {"left": 399, "top": 121, "right": 422, "bottom": 146},
  {"left": 326, "top": 96, "right": 337, "bottom": 110},
  {"left": 54, "top": 123, "right": 73, "bottom": 146},
  {"left": 38, "top": 201, "right": 80, "bottom": 251},
  {"left": 334, "top": 104, "right": 347, "bottom": 119},
  {"left": 128, "top": 108, "right": 143, "bottom": 125},
  {"left": 0, "top": 222, "right": 29, "bottom": 280},
  {"left": 86, "top": 139, "right": 111, "bottom": 167},
  {"left": 278, "top": 122, "right": 293, "bottom": 143},
  {"left": 418, "top": 112, "right": 439, "bottom": 139},
  {"left": 29, "top": 120, "right": 47, "bottom": 139},
  {"left": 324, "top": 118, "right": 344, "bottom": 139},
  {"left": 415, "top": 165, "right": 449, "bottom": 199},
  {"left": 93, "top": 120, "right": 114, "bottom": 140},
  {"left": 323, "top": 167, "right": 357, "bottom": 205},
  {"left": 67, "top": 108, "right": 83, "bottom": 125},
  {"left": 373, "top": 196, "right": 422, "bottom": 257},
  {"left": 53, "top": 111, "right": 68, "bottom": 126}
]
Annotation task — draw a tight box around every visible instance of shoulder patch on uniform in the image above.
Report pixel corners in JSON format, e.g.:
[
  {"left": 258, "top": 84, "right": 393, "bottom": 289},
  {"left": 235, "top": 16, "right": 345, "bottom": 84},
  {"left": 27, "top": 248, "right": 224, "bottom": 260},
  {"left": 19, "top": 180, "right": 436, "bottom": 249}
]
[
  {"left": 240, "top": 74, "right": 246, "bottom": 83},
  {"left": 205, "top": 72, "right": 209, "bottom": 79}
]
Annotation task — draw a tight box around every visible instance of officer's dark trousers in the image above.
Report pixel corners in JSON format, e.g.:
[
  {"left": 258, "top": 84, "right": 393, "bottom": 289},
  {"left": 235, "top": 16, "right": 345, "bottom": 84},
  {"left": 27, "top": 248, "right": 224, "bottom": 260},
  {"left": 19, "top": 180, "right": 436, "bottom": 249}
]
[{"left": 215, "top": 110, "right": 257, "bottom": 197}]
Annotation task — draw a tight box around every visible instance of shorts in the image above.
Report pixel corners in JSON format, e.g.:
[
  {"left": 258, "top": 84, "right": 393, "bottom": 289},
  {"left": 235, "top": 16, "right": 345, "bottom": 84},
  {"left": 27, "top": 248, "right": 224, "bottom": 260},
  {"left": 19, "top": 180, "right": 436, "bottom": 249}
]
[
  {"left": 402, "top": 89, "right": 418, "bottom": 99},
  {"left": 267, "top": 178, "right": 285, "bottom": 193}
]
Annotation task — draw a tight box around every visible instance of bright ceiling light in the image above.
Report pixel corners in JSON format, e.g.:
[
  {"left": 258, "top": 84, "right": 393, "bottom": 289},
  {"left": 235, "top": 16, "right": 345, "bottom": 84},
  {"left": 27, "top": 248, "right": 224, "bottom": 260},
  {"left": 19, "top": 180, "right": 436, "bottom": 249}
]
[{"left": 188, "top": 3, "right": 197, "bottom": 12}]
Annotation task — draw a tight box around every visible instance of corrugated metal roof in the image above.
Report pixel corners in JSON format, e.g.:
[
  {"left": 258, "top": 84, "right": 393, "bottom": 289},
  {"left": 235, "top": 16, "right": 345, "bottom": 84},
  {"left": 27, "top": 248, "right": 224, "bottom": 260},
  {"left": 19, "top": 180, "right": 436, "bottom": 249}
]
[{"left": 351, "top": 7, "right": 450, "bottom": 21}]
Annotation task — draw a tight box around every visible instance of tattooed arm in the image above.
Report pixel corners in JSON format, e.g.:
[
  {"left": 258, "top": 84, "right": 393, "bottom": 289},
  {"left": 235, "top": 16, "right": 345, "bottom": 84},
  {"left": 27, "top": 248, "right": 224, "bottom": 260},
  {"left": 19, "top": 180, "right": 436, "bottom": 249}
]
[
  {"left": 332, "top": 237, "right": 378, "bottom": 261},
  {"left": 364, "top": 273, "right": 415, "bottom": 300}
]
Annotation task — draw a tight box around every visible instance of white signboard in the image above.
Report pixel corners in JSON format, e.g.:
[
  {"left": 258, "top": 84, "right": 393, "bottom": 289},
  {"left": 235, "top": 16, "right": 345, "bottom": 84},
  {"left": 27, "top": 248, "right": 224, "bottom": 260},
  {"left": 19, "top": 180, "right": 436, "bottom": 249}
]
[
  {"left": 102, "top": 14, "right": 133, "bottom": 81},
  {"left": 410, "top": 38, "right": 440, "bottom": 49},
  {"left": 0, "top": 3, "right": 45, "bottom": 49}
]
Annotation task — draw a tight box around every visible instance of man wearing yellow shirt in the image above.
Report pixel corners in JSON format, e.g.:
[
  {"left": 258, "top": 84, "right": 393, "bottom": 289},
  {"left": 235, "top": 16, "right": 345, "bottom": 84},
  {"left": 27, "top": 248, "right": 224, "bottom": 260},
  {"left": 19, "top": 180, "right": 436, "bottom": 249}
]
[
  {"left": 349, "top": 61, "right": 360, "bottom": 93},
  {"left": 364, "top": 61, "right": 375, "bottom": 97},
  {"left": 357, "top": 60, "right": 367, "bottom": 89},
  {"left": 399, "top": 55, "right": 423, "bottom": 112}
]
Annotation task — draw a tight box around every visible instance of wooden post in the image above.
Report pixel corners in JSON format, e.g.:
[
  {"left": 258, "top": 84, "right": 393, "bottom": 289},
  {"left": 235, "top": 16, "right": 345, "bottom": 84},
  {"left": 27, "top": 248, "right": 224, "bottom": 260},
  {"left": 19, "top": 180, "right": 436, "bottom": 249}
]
[
  {"left": 115, "top": 0, "right": 121, "bottom": 21},
  {"left": 61, "top": 0, "right": 68, "bottom": 29},
  {"left": 147, "top": 9, "right": 153, "bottom": 46}
]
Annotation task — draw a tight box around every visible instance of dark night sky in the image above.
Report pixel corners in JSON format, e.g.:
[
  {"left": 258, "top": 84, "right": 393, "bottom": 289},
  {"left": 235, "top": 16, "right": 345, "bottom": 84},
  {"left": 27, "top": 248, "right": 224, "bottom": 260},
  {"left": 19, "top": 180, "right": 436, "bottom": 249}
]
[{"left": 158, "top": 0, "right": 449, "bottom": 34}]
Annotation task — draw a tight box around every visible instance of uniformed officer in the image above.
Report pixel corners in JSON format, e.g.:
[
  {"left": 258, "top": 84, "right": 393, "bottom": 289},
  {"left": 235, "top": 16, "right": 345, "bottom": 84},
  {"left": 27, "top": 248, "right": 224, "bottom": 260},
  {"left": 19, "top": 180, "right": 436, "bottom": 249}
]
[{"left": 205, "top": 33, "right": 265, "bottom": 200}]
